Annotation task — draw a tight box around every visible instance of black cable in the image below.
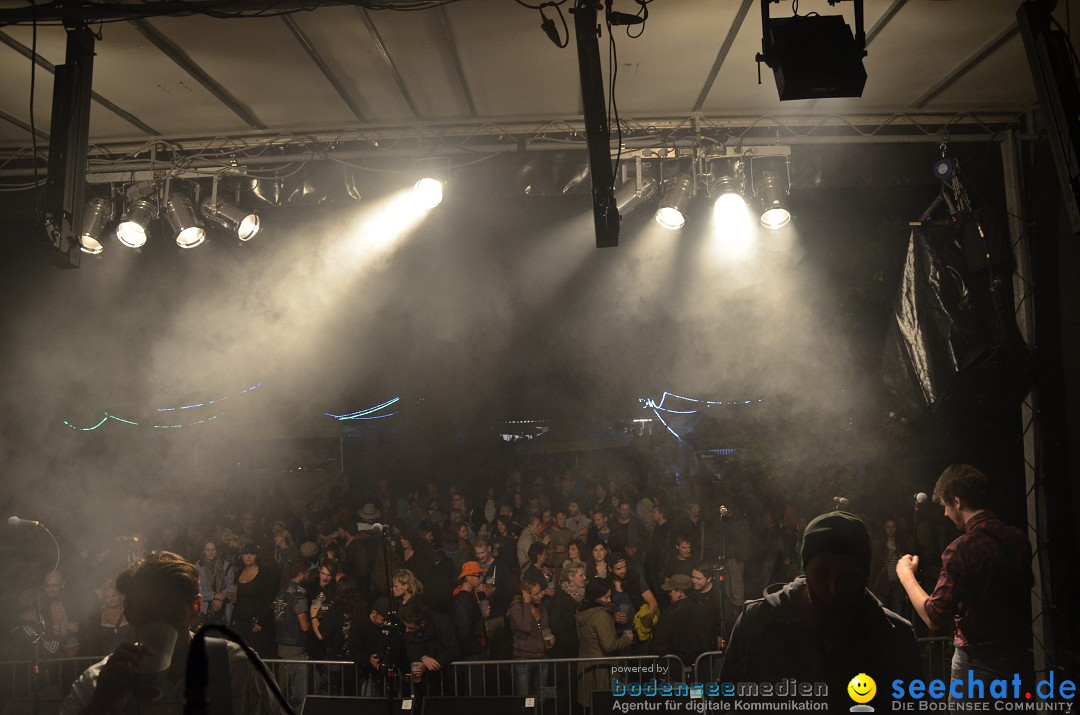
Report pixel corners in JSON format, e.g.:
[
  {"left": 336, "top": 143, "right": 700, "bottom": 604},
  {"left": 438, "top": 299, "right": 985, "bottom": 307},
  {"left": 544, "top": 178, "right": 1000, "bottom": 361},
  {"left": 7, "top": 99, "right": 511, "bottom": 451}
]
[
  {"left": 607, "top": 3, "right": 622, "bottom": 189},
  {"left": 29, "top": 0, "right": 39, "bottom": 210},
  {"left": 626, "top": 0, "right": 649, "bottom": 39}
]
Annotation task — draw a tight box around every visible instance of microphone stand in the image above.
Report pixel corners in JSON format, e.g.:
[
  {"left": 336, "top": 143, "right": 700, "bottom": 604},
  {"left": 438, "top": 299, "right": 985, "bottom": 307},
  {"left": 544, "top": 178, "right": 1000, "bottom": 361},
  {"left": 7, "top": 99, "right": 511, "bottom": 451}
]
[
  {"left": 716, "top": 514, "right": 728, "bottom": 649},
  {"left": 378, "top": 527, "right": 400, "bottom": 715}
]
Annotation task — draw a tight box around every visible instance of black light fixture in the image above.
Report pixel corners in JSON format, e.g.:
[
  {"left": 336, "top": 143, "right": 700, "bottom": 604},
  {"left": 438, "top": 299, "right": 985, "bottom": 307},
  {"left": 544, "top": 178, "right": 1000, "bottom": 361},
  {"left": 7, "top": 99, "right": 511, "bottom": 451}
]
[{"left": 755, "top": 0, "right": 867, "bottom": 101}]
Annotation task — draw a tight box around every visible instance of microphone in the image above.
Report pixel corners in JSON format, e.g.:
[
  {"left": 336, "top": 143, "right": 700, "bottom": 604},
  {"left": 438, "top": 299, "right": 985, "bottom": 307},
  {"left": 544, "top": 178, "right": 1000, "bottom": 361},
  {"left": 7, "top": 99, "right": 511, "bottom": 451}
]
[
  {"left": 357, "top": 522, "right": 386, "bottom": 534},
  {"left": 608, "top": 11, "right": 645, "bottom": 25},
  {"left": 718, "top": 505, "right": 730, "bottom": 518},
  {"left": 833, "top": 497, "right": 850, "bottom": 508},
  {"left": 8, "top": 516, "right": 42, "bottom": 527},
  {"left": 914, "top": 492, "right": 928, "bottom": 512}
]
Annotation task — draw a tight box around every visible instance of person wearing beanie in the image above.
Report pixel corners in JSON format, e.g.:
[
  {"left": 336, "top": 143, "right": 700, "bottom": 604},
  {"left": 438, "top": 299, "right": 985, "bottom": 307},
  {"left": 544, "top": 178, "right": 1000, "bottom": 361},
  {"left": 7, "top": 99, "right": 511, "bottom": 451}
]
[
  {"left": 720, "top": 511, "right": 922, "bottom": 712},
  {"left": 575, "top": 577, "right": 633, "bottom": 709}
]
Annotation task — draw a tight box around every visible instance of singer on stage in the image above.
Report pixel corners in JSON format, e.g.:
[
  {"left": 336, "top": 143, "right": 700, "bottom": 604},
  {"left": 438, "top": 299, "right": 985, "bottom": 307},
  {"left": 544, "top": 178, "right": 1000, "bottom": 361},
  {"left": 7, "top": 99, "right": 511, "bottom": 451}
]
[
  {"left": 896, "top": 464, "right": 1033, "bottom": 701},
  {"left": 61, "top": 551, "right": 285, "bottom": 715}
]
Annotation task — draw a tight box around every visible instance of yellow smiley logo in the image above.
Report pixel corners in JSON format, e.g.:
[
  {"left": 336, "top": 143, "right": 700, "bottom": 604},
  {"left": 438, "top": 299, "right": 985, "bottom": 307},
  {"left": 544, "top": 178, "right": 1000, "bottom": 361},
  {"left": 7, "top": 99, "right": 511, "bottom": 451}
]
[{"left": 847, "top": 673, "right": 877, "bottom": 704}]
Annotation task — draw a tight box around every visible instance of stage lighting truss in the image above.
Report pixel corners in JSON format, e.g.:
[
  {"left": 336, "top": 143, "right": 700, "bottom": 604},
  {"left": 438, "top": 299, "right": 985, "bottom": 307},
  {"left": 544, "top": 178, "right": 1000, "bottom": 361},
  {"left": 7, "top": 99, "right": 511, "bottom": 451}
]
[{"left": 612, "top": 144, "right": 792, "bottom": 231}]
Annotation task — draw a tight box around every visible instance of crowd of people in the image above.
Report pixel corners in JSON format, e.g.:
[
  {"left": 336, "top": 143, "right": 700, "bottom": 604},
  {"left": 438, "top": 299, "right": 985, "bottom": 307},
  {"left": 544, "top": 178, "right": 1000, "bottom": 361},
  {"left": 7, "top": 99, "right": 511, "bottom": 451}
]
[{"left": 3, "top": 460, "right": 993, "bottom": 710}]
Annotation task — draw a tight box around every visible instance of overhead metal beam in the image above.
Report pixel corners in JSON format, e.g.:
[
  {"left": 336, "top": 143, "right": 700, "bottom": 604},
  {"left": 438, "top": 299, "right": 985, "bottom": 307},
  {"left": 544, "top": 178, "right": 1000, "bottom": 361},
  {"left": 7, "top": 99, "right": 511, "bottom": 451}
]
[
  {"left": 693, "top": 0, "right": 754, "bottom": 112},
  {"left": 913, "top": 21, "right": 1019, "bottom": 108},
  {"left": 280, "top": 15, "right": 368, "bottom": 123},
  {"left": 357, "top": 7, "right": 421, "bottom": 119},
  {"left": 129, "top": 18, "right": 266, "bottom": 130},
  {"left": 0, "top": 0, "right": 371, "bottom": 24},
  {"left": 435, "top": 6, "right": 477, "bottom": 117},
  {"left": 864, "top": 0, "right": 909, "bottom": 47},
  {"left": 0, "top": 108, "right": 48, "bottom": 141},
  {"left": 0, "top": 30, "right": 159, "bottom": 136}
]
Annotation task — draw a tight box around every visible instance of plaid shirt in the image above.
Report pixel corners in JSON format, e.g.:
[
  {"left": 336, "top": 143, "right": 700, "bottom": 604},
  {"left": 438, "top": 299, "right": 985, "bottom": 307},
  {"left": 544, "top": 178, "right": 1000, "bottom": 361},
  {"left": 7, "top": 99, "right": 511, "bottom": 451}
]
[{"left": 924, "top": 511, "right": 1031, "bottom": 650}]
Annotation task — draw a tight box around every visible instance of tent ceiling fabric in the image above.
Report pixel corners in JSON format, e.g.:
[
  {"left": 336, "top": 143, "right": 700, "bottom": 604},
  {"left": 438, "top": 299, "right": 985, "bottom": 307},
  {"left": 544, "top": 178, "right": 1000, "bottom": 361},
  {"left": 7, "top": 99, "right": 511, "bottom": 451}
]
[{"left": 0, "top": 0, "right": 1052, "bottom": 147}]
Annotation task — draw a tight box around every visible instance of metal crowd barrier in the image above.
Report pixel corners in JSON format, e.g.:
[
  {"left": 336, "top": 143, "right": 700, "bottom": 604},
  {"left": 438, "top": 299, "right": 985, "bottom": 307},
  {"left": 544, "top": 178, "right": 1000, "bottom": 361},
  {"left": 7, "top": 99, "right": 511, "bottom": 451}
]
[
  {"left": 0, "top": 656, "right": 102, "bottom": 704},
  {"left": 0, "top": 637, "right": 956, "bottom": 710}
]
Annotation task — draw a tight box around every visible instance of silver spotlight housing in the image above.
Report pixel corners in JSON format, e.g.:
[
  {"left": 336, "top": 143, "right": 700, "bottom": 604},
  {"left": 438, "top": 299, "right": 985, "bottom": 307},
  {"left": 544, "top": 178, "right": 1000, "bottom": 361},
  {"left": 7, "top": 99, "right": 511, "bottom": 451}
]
[
  {"left": 614, "top": 176, "right": 658, "bottom": 216},
  {"left": 79, "top": 198, "right": 113, "bottom": 255},
  {"left": 655, "top": 174, "right": 694, "bottom": 230},
  {"left": 116, "top": 197, "right": 156, "bottom": 249},
  {"left": 754, "top": 170, "right": 791, "bottom": 229},
  {"left": 165, "top": 191, "right": 206, "bottom": 249},
  {"left": 201, "top": 199, "right": 260, "bottom": 241}
]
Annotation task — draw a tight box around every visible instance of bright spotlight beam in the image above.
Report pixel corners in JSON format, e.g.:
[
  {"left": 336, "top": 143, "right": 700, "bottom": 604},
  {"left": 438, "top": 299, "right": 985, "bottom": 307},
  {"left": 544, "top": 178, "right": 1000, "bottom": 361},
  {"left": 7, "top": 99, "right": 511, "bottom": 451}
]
[{"left": 413, "top": 178, "right": 443, "bottom": 208}]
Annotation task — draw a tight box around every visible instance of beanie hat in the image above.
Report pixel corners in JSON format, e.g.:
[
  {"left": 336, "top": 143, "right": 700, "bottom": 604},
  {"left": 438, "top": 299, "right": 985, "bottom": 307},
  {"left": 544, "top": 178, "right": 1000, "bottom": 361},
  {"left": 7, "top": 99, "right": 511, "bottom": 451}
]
[
  {"left": 800, "top": 511, "right": 871, "bottom": 571},
  {"left": 584, "top": 577, "right": 611, "bottom": 603}
]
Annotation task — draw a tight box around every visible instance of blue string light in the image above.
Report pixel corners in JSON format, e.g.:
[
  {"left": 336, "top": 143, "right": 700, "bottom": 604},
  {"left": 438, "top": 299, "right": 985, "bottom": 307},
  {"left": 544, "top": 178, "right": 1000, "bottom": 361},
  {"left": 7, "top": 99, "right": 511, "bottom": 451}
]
[
  {"left": 638, "top": 391, "right": 765, "bottom": 445},
  {"left": 63, "top": 412, "right": 141, "bottom": 431},
  {"left": 324, "top": 397, "right": 400, "bottom": 421},
  {"left": 65, "top": 383, "right": 260, "bottom": 431}
]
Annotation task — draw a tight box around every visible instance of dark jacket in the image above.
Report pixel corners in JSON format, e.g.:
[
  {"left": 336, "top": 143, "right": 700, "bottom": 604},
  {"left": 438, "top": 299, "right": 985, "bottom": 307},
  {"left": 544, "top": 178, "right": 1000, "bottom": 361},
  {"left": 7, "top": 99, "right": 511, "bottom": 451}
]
[
  {"left": 449, "top": 590, "right": 486, "bottom": 658},
  {"left": 650, "top": 597, "right": 713, "bottom": 664},
  {"left": 719, "top": 577, "right": 922, "bottom": 712},
  {"left": 547, "top": 589, "right": 581, "bottom": 658},
  {"left": 403, "top": 612, "right": 460, "bottom": 693}
]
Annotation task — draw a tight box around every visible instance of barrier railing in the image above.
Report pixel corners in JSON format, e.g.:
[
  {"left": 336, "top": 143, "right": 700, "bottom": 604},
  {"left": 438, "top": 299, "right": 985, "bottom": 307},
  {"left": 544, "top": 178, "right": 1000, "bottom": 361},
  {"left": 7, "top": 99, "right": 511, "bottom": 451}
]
[{"left": 0, "top": 636, "right": 957, "bottom": 709}]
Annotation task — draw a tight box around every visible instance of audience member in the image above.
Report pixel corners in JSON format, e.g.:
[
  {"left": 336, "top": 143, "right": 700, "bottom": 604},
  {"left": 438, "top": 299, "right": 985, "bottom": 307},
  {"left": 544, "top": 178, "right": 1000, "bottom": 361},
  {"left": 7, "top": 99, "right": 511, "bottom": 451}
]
[
  {"left": 721, "top": 512, "right": 922, "bottom": 712},
  {"left": 650, "top": 574, "right": 712, "bottom": 665},
  {"left": 547, "top": 563, "right": 585, "bottom": 659},
  {"left": 400, "top": 602, "right": 458, "bottom": 697},
  {"left": 273, "top": 561, "right": 311, "bottom": 711},
  {"left": 231, "top": 543, "right": 277, "bottom": 659},
  {"left": 508, "top": 579, "right": 553, "bottom": 697},
  {"left": 40, "top": 570, "right": 80, "bottom": 658},
  {"left": 575, "top": 578, "right": 633, "bottom": 709},
  {"left": 196, "top": 539, "right": 234, "bottom": 627}
]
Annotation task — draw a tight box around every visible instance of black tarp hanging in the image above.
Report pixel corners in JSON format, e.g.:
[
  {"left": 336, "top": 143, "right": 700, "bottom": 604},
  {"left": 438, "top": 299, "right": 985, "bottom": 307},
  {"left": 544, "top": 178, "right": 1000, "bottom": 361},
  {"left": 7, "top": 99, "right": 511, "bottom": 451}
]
[{"left": 881, "top": 219, "right": 1032, "bottom": 419}]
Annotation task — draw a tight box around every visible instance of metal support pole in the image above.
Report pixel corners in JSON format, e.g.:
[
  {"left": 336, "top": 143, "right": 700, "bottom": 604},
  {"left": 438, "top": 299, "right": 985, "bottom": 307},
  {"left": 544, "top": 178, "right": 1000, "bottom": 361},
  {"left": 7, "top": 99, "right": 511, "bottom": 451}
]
[{"left": 1001, "top": 127, "right": 1049, "bottom": 677}]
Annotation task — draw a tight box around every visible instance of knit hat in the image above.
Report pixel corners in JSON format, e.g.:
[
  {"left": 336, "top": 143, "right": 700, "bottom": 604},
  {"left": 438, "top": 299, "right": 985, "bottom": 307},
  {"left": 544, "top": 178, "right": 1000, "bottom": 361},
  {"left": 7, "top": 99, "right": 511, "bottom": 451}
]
[
  {"left": 584, "top": 577, "right": 611, "bottom": 603},
  {"left": 371, "top": 597, "right": 390, "bottom": 618},
  {"left": 800, "top": 511, "right": 871, "bottom": 571}
]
